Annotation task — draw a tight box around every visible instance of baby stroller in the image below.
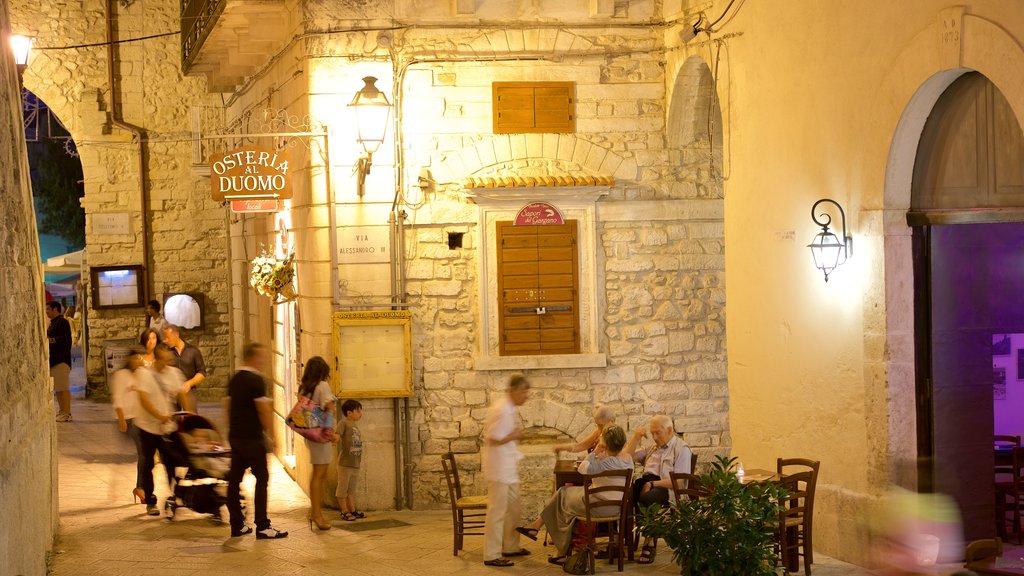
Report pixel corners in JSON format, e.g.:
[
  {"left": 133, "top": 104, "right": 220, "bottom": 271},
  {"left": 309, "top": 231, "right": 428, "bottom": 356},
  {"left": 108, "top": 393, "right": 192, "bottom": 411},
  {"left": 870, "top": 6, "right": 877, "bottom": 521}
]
[{"left": 163, "top": 413, "right": 231, "bottom": 520}]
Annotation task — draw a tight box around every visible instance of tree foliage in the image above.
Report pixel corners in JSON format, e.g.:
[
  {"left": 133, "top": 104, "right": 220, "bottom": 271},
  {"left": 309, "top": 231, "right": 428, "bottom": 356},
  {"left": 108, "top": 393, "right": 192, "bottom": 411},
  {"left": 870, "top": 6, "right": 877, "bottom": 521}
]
[{"left": 28, "top": 137, "right": 85, "bottom": 247}]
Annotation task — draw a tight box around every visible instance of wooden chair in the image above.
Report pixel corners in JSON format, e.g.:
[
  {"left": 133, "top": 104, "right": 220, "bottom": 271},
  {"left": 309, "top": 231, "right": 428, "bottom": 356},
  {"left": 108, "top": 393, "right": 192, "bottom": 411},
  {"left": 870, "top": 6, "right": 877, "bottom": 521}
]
[
  {"left": 996, "top": 446, "right": 1024, "bottom": 543},
  {"left": 777, "top": 458, "right": 820, "bottom": 575},
  {"left": 570, "top": 468, "right": 633, "bottom": 573},
  {"left": 440, "top": 452, "right": 488, "bottom": 556},
  {"left": 965, "top": 537, "right": 1003, "bottom": 563},
  {"left": 670, "top": 471, "right": 706, "bottom": 502},
  {"left": 995, "top": 435, "right": 1021, "bottom": 475}
]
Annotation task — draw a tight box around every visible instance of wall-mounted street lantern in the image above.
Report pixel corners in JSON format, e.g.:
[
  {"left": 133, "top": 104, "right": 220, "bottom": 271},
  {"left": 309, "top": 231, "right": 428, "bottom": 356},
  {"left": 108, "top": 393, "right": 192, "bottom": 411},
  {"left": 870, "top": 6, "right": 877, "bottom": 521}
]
[
  {"left": 807, "top": 198, "right": 853, "bottom": 282},
  {"left": 9, "top": 34, "right": 33, "bottom": 83},
  {"left": 348, "top": 76, "right": 392, "bottom": 197}
]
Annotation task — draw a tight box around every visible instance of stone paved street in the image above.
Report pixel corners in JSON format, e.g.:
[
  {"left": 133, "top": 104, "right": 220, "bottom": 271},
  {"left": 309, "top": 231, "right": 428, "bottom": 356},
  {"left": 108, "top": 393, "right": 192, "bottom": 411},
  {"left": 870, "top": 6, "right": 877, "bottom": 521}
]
[{"left": 50, "top": 356, "right": 954, "bottom": 576}]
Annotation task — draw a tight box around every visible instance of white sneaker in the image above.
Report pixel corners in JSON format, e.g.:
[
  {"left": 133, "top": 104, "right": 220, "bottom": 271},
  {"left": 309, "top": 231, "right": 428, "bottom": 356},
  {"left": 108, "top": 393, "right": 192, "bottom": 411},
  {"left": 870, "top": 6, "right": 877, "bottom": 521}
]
[{"left": 56, "top": 413, "right": 73, "bottom": 422}]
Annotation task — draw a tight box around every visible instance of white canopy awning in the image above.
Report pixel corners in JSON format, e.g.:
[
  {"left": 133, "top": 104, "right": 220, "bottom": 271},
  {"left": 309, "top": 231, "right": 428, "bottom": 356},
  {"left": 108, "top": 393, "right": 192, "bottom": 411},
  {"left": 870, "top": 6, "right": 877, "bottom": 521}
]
[{"left": 44, "top": 249, "right": 84, "bottom": 274}]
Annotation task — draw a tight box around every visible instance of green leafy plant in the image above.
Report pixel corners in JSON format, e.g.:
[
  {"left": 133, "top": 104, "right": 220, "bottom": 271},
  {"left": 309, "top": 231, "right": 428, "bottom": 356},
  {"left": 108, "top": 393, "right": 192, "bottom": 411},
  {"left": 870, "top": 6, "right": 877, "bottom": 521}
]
[{"left": 636, "top": 455, "right": 787, "bottom": 576}]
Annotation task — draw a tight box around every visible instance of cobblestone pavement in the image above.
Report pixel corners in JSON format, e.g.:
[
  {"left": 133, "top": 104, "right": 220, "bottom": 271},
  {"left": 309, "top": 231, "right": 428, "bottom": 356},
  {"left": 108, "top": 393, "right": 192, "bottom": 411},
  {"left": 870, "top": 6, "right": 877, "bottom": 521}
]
[{"left": 50, "top": 368, "right": 888, "bottom": 576}]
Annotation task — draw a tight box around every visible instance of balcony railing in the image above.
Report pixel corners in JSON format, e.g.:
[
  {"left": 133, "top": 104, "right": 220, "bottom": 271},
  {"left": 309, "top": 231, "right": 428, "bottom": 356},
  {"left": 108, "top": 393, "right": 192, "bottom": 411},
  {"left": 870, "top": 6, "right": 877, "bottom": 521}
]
[{"left": 180, "top": 0, "right": 226, "bottom": 73}]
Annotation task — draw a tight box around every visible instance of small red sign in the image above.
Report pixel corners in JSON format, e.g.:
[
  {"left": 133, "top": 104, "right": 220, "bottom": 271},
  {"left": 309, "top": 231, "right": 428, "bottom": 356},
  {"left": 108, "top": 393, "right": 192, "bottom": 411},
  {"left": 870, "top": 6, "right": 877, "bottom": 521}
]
[
  {"left": 514, "top": 202, "right": 564, "bottom": 226},
  {"left": 231, "top": 200, "right": 280, "bottom": 213}
]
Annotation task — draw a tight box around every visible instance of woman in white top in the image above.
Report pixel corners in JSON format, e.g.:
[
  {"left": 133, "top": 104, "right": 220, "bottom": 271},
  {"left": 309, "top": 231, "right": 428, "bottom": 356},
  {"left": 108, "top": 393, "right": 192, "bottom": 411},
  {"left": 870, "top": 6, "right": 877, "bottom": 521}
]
[
  {"left": 112, "top": 353, "right": 144, "bottom": 505},
  {"left": 298, "top": 356, "right": 337, "bottom": 531},
  {"left": 516, "top": 425, "right": 632, "bottom": 564},
  {"left": 138, "top": 328, "right": 159, "bottom": 368},
  {"left": 130, "top": 346, "right": 178, "bottom": 517}
]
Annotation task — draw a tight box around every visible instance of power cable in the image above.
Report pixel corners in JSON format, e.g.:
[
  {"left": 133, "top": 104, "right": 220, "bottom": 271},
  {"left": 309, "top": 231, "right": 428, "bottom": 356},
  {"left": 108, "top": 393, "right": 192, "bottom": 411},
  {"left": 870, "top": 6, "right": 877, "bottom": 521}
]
[{"left": 34, "top": 30, "right": 179, "bottom": 51}]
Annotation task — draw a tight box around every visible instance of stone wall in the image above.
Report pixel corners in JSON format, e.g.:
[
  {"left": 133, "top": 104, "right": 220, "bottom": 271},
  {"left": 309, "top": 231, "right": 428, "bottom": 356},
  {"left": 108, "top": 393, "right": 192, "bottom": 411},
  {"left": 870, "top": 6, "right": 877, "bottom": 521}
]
[
  {"left": 0, "top": 1, "right": 58, "bottom": 571},
  {"left": 11, "top": 0, "right": 231, "bottom": 400}
]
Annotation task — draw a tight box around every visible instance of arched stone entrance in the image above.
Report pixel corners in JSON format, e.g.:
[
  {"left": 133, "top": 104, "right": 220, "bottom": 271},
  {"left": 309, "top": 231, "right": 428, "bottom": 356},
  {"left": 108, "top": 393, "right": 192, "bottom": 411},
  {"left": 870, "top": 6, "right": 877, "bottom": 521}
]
[{"left": 882, "top": 7, "right": 1024, "bottom": 520}]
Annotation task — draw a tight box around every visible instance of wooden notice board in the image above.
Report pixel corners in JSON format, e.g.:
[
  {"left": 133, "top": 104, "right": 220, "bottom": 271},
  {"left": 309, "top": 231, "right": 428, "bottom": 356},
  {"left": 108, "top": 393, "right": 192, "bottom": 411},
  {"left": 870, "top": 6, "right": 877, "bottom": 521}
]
[{"left": 332, "top": 310, "right": 412, "bottom": 398}]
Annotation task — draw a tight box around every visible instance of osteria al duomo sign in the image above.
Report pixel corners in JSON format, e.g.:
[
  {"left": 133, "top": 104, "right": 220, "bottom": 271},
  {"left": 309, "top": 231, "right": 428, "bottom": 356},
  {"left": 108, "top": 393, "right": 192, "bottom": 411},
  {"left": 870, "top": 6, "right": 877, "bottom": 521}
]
[{"left": 211, "top": 146, "right": 293, "bottom": 201}]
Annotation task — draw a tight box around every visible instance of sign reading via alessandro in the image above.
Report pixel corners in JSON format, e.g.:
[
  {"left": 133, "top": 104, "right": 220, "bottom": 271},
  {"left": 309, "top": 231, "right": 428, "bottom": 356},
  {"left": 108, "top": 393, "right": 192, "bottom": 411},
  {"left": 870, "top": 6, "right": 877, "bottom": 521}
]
[
  {"left": 210, "top": 146, "right": 292, "bottom": 201},
  {"left": 514, "top": 201, "right": 564, "bottom": 225}
]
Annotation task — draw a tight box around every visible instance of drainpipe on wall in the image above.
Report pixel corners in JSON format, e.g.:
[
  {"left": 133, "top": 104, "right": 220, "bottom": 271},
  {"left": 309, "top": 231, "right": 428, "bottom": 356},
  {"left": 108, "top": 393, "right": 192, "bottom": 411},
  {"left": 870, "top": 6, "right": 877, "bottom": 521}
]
[{"left": 105, "top": 0, "right": 152, "bottom": 300}]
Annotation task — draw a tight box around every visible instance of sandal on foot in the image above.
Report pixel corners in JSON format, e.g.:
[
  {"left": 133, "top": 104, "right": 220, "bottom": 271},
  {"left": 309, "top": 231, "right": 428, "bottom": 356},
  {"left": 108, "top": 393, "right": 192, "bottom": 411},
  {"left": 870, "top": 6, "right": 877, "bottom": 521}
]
[
  {"left": 548, "top": 555, "right": 566, "bottom": 566},
  {"left": 352, "top": 511, "right": 366, "bottom": 519},
  {"left": 502, "top": 548, "right": 530, "bottom": 557},
  {"left": 484, "top": 558, "right": 514, "bottom": 567},
  {"left": 637, "top": 544, "right": 657, "bottom": 564},
  {"left": 515, "top": 526, "right": 539, "bottom": 541},
  {"left": 340, "top": 512, "right": 358, "bottom": 521}
]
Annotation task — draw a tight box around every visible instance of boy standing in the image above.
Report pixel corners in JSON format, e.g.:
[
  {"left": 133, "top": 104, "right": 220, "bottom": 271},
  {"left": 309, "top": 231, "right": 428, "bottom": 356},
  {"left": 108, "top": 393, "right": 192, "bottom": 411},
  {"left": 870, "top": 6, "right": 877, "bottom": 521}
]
[{"left": 336, "top": 399, "right": 364, "bottom": 521}]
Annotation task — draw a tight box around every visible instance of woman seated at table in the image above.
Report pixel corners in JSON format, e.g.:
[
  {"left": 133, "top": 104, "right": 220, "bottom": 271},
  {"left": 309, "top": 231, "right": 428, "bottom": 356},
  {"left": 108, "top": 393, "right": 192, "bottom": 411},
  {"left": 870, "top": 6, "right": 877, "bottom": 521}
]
[
  {"left": 625, "top": 414, "right": 693, "bottom": 565},
  {"left": 516, "top": 425, "right": 632, "bottom": 565},
  {"left": 551, "top": 404, "right": 616, "bottom": 455}
]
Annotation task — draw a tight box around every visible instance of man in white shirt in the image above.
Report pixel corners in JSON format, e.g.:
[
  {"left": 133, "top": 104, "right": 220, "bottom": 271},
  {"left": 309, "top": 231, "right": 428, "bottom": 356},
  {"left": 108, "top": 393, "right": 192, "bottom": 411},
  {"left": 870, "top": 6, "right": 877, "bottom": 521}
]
[{"left": 482, "top": 374, "right": 531, "bottom": 567}]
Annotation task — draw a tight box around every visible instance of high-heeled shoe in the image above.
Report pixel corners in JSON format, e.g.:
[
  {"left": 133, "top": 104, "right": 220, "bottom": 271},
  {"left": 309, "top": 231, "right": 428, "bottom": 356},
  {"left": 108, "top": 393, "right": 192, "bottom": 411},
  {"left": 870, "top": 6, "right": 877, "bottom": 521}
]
[
  {"left": 308, "top": 514, "right": 331, "bottom": 531},
  {"left": 132, "top": 488, "right": 145, "bottom": 504}
]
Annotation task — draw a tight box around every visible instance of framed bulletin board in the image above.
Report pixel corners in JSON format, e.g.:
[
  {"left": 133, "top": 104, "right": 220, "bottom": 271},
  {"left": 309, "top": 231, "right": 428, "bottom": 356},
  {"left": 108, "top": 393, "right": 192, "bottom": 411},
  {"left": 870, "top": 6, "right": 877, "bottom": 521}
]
[
  {"left": 332, "top": 310, "right": 412, "bottom": 398},
  {"left": 90, "top": 265, "right": 145, "bottom": 309}
]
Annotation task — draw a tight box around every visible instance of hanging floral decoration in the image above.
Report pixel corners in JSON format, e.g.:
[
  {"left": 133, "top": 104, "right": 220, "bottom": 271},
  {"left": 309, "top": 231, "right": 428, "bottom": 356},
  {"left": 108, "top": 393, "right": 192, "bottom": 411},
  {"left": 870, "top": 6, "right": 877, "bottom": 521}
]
[{"left": 249, "top": 249, "right": 296, "bottom": 303}]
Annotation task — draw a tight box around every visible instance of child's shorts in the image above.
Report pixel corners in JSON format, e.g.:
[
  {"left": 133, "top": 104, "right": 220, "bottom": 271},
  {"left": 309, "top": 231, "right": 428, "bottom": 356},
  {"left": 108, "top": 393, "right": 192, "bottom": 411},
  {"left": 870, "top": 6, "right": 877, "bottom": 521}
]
[{"left": 336, "top": 465, "right": 359, "bottom": 499}]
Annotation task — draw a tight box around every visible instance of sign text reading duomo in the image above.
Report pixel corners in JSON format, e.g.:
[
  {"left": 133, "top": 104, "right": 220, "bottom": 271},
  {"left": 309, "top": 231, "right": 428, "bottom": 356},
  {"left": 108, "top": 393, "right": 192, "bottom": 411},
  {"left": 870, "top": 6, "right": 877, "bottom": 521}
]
[{"left": 210, "top": 145, "right": 293, "bottom": 201}]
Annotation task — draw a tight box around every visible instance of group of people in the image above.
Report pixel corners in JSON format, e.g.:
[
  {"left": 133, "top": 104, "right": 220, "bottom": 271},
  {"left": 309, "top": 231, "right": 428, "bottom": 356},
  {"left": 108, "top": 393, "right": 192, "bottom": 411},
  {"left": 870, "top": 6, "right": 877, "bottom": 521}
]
[
  {"left": 480, "top": 375, "right": 693, "bottom": 568},
  {"left": 110, "top": 328, "right": 366, "bottom": 541},
  {"left": 223, "top": 347, "right": 366, "bottom": 538}
]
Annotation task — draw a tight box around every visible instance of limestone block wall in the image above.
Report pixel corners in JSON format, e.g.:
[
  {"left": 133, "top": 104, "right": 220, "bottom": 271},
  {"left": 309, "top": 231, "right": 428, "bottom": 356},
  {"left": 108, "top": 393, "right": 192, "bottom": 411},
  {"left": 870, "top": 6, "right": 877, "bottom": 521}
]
[
  {"left": 206, "top": 1, "right": 727, "bottom": 517},
  {"left": 11, "top": 0, "right": 230, "bottom": 399},
  {"left": 384, "top": 26, "right": 727, "bottom": 516},
  {"left": 0, "top": 1, "right": 57, "bottom": 571}
]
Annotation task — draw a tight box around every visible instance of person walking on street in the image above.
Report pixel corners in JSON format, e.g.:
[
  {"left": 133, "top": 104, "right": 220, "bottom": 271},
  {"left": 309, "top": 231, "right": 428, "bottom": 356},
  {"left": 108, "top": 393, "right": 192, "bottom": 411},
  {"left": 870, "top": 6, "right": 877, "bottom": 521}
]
[
  {"left": 161, "top": 324, "right": 206, "bottom": 412},
  {"left": 482, "top": 374, "right": 531, "bottom": 567},
  {"left": 46, "top": 301, "right": 74, "bottom": 422},
  {"left": 225, "top": 342, "right": 288, "bottom": 540}
]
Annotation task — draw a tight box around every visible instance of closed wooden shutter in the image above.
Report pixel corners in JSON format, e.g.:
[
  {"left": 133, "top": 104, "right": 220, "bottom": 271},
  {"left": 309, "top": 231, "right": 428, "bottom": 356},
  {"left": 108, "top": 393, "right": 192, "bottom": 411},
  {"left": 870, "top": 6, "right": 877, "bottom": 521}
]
[
  {"left": 493, "top": 82, "right": 575, "bottom": 134},
  {"left": 496, "top": 220, "right": 580, "bottom": 355}
]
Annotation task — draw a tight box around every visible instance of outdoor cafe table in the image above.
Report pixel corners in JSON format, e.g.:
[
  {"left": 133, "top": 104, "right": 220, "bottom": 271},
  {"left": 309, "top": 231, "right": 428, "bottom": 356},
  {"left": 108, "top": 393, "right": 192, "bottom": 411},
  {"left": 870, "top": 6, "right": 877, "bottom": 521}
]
[{"left": 554, "top": 459, "right": 585, "bottom": 488}]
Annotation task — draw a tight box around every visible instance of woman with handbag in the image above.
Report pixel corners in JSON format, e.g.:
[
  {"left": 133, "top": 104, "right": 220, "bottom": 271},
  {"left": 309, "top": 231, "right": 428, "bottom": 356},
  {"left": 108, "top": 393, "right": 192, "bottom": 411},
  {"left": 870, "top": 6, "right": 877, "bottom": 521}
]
[{"left": 297, "top": 356, "right": 336, "bottom": 531}]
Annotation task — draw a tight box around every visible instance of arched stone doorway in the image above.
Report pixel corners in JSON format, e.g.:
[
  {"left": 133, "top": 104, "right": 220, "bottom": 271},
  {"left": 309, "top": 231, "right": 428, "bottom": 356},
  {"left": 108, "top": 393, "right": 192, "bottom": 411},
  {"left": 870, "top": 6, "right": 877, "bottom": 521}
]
[
  {"left": 911, "top": 71, "right": 1024, "bottom": 540},
  {"left": 882, "top": 10, "right": 1024, "bottom": 541}
]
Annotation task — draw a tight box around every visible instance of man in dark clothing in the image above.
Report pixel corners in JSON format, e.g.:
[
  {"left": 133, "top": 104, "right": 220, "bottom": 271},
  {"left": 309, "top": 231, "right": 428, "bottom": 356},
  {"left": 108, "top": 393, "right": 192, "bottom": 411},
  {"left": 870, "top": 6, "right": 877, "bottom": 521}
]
[
  {"left": 161, "top": 324, "right": 206, "bottom": 412},
  {"left": 225, "top": 342, "right": 287, "bottom": 539},
  {"left": 46, "top": 301, "right": 73, "bottom": 422}
]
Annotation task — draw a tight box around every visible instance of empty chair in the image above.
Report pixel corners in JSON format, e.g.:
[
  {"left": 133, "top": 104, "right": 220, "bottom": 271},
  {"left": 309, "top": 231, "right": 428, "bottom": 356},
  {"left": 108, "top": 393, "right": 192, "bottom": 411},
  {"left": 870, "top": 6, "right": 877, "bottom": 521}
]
[
  {"left": 441, "top": 452, "right": 488, "bottom": 556},
  {"left": 777, "top": 458, "right": 820, "bottom": 575},
  {"left": 996, "top": 446, "right": 1024, "bottom": 543},
  {"left": 965, "top": 537, "right": 1003, "bottom": 563},
  {"left": 569, "top": 468, "right": 633, "bottom": 573},
  {"left": 995, "top": 435, "right": 1021, "bottom": 475}
]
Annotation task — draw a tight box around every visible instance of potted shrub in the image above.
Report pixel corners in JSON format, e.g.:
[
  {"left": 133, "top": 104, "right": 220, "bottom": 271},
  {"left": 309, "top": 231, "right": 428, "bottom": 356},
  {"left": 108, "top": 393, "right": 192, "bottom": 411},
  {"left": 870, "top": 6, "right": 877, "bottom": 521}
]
[{"left": 637, "top": 455, "right": 787, "bottom": 576}]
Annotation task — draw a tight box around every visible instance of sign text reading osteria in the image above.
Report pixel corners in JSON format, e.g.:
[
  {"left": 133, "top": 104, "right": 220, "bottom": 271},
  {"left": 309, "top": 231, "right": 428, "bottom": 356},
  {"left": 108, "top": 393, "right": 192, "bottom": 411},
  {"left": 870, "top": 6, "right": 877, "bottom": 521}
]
[{"left": 211, "top": 146, "right": 293, "bottom": 201}]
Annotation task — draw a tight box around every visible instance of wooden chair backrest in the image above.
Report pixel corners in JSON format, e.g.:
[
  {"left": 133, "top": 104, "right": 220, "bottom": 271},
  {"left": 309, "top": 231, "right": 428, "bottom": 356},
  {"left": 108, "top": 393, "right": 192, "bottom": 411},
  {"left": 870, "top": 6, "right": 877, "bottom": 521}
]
[
  {"left": 777, "top": 458, "right": 820, "bottom": 518},
  {"left": 582, "top": 468, "right": 633, "bottom": 524},
  {"left": 441, "top": 452, "right": 464, "bottom": 503},
  {"left": 965, "top": 537, "right": 1003, "bottom": 562},
  {"left": 669, "top": 471, "right": 706, "bottom": 502}
]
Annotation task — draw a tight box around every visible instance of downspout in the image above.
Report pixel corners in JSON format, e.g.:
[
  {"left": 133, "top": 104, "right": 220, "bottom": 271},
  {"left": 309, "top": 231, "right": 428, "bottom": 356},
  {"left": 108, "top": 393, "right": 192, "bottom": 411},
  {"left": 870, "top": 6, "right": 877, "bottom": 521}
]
[{"left": 106, "top": 0, "right": 151, "bottom": 299}]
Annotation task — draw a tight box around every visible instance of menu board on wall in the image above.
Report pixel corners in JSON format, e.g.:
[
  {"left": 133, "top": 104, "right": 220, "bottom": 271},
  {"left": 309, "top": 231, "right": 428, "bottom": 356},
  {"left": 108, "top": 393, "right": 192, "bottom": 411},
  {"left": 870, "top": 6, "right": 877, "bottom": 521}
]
[{"left": 332, "top": 310, "right": 412, "bottom": 398}]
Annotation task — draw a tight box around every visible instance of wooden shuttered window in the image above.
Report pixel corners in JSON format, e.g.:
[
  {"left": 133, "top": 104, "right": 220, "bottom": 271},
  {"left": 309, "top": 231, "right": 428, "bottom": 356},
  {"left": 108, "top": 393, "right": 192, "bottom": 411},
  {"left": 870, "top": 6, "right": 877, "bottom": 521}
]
[
  {"left": 493, "top": 82, "right": 575, "bottom": 134},
  {"left": 496, "top": 221, "right": 580, "bottom": 355}
]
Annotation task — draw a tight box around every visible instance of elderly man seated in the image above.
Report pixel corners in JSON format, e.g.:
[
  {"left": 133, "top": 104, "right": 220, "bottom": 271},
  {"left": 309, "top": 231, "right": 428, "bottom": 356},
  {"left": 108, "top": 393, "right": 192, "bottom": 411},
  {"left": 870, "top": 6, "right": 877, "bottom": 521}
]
[{"left": 625, "top": 414, "right": 693, "bottom": 565}]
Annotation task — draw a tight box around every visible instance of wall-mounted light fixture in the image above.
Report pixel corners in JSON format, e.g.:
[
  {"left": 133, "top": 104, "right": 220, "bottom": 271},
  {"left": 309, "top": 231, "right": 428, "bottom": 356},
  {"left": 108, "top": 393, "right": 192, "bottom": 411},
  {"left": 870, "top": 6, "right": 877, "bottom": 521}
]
[
  {"left": 807, "top": 198, "right": 853, "bottom": 282},
  {"left": 9, "top": 34, "right": 33, "bottom": 83},
  {"left": 348, "top": 76, "right": 392, "bottom": 196}
]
